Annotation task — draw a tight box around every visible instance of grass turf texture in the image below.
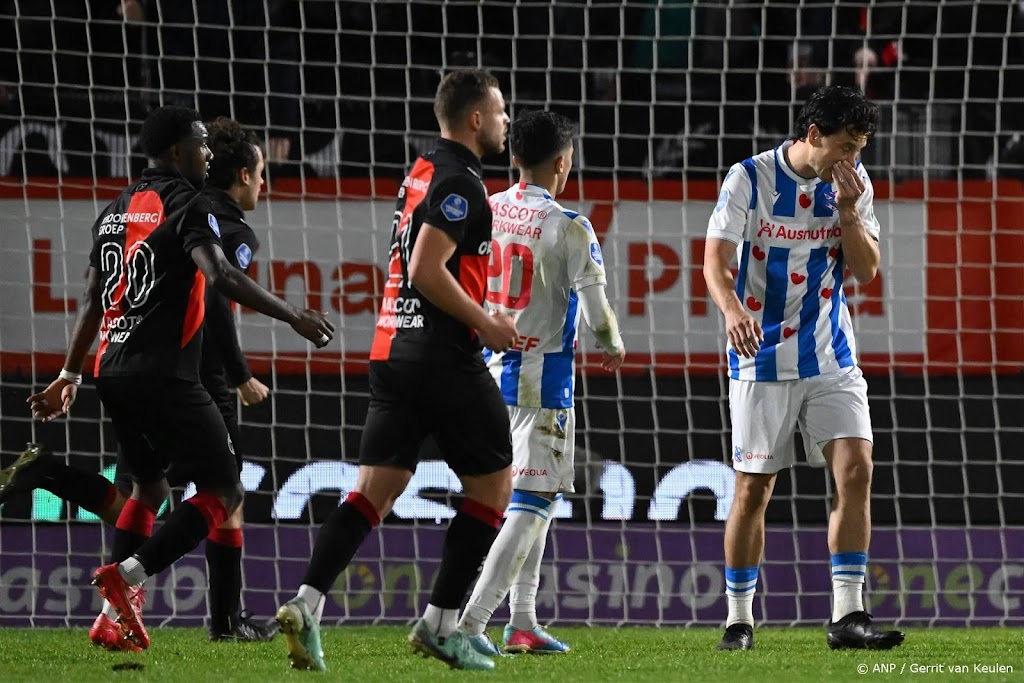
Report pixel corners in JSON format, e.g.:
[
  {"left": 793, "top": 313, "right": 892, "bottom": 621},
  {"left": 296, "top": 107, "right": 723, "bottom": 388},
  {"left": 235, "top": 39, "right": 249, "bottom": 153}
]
[{"left": 1, "top": 626, "right": 1021, "bottom": 682}]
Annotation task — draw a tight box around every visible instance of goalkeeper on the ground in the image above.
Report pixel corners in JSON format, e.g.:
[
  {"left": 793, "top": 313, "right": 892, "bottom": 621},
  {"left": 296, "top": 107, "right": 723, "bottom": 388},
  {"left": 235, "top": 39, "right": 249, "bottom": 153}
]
[{"left": 458, "top": 110, "right": 625, "bottom": 656}]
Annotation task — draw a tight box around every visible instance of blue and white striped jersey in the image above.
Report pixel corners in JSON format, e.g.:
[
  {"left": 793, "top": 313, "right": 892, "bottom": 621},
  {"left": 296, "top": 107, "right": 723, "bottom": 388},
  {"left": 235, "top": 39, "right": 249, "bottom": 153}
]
[
  {"left": 707, "top": 140, "right": 881, "bottom": 381},
  {"left": 484, "top": 182, "right": 608, "bottom": 408}
]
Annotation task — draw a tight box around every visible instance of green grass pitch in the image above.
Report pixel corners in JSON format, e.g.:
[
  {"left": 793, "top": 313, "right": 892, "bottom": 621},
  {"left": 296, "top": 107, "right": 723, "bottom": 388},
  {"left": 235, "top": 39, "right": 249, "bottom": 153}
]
[{"left": 1, "top": 626, "right": 1021, "bottom": 682}]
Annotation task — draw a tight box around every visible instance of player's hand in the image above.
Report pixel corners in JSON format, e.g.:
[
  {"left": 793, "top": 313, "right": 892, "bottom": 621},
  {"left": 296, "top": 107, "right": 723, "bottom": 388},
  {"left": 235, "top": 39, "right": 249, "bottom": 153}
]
[
  {"left": 725, "top": 307, "right": 763, "bottom": 358},
  {"left": 26, "top": 378, "right": 79, "bottom": 422},
  {"left": 291, "top": 309, "right": 335, "bottom": 348},
  {"left": 479, "top": 311, "right": 518, "bottom": 353},
  {"left": 237, "top": 377, "right": 270, "bottom": 406},
  {"left": 600, "top": 347, "right": 626, "bottom": 372},
  {"left": 832, "top": 160, "right": 865, "bottom": 207}
]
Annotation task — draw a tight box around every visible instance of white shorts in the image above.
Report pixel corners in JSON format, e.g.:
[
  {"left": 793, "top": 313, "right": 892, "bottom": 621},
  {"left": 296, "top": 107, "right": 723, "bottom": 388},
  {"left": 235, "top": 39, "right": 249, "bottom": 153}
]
[
  {"left": 508, "top": 406, "right": 576, "bottom": 493},
  {"left": 728, "top": 366, "right": 873, "bottom": 474}
]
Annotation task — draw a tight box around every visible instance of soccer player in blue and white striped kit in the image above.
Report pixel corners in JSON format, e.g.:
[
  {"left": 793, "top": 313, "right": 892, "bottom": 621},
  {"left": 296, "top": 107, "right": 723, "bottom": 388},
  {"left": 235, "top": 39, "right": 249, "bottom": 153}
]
[{"left": 704, "top": 86, "right": 904, "bottom": 651}]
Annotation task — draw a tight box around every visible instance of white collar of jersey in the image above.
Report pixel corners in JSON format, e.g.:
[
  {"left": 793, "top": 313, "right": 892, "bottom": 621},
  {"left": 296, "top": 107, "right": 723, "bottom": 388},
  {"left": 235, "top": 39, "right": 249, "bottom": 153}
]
[{"left": 513, "top": 181, "right": 553, "bottom": 200}]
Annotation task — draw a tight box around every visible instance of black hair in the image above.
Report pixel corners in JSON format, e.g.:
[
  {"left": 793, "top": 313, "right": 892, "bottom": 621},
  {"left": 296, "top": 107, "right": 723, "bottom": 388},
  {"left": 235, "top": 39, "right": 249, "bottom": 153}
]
[
  {"left": 794, "top": 85, "right": 879, "bottom": 140},
  {"left": 510, "top": 110, "right": 576, "bottom": 167},
  {"left": 433, "top": 69, "right": 500, "bottom": 128},
  {"left": 205, "top": 117, "right": 261, "bottom": 190},
  {"left": 139, "top": 105, "right": 203, "bottom": 158}
]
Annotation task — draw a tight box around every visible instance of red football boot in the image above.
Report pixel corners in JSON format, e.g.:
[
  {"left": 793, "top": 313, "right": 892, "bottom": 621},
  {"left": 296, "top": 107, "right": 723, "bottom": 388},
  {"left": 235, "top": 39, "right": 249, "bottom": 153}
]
[
  {"left": 92, "top": 564, "right": 150, "bottom": 650},
  {"left": 89, "top": 613, "right": 142, "bottom": 652}
]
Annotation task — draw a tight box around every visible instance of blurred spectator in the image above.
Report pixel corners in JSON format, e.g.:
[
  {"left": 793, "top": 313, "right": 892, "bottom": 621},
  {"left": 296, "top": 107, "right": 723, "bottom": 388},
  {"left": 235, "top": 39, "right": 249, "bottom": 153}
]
[
  {"left": 0, "top": 0, "right": 146, "bottom": 121},
  {"left": 127, "top": 0, "right": 300, "bottom": 164},
  {"left": 0, "top": 0, "right": 148, "bottom": 176}
]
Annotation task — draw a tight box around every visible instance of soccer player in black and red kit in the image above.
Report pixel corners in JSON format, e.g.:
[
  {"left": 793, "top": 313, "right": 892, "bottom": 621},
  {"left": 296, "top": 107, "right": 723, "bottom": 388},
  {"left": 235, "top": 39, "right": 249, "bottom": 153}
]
[
  {"left": 275, "top": 70, "right": 517, "bottom": 672},
  {"left": 26, "top": 106, "right": 334, "bottom": 651},
  {"left": 5, "top": 118, "right": 276, "bottom": 647}
]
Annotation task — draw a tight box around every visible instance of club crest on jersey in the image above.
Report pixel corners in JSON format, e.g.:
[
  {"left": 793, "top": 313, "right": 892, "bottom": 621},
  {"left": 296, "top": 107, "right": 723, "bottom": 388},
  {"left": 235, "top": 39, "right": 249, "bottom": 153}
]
[
  {"left": 235, "top": 243, "right": 252, "bottom": 269},
  {"left": 555, "top": 410, "right": 568, "bottom": 434},
  {"left": 441, "top": 193, "right": 468, "bottom": 221},
  {"left": 714, "top": 188, "right": 730, "bottom": 213},
  {"left": 208, "top": 213, "right": 221, "bottom": 237},
  {"left": 590, "top": 242, "right": 604, "bottom": 266}
]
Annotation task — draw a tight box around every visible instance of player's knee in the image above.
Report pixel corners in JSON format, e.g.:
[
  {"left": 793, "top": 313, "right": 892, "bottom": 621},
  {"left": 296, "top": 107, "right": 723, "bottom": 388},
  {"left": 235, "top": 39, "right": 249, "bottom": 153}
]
[
  {"left": 227, "top": 483, "right": 245, "bottom": 512},
  {"left": 213, "top": 483, "right": 245, "bottom": 514},
  {"left": 733, "top": 474, "right": 774, "bottom": 512},
  {"left": 837, "top": 459, "right": 873, "bottom": 495},
  {"left": 459, "top": 468, "right": 512, "bottom": 511}
]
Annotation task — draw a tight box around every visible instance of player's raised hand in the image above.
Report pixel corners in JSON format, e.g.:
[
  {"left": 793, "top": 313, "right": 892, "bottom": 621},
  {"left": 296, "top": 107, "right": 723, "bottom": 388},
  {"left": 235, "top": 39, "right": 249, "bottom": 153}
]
[
  {"left": 479, "top": 310, "right": 518, "bottom": 353},
  {"left": 27, "top": 378, "right": 79, "bottom": 422},
  {"left": 237, "top": 377, "right": 270, "bottom": 406},
  {"left": 291, "top": 309, "right": 335, "bottom": 348},
  {"left": 725, "top": 307, "right": 763, "bottom": 358},
  {"left": 832, "top": 160, "right": 865, "bottom": 206}
]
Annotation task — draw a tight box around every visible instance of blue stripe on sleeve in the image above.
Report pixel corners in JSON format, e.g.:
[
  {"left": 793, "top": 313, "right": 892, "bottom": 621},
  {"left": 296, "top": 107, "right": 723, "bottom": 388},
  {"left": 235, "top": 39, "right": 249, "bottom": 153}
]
[
  {"left": 754, "top": 246, "right": 790, "bottom": 381},
  {"left": 797, "top": 247, "right": 829, "bottom": 378}
]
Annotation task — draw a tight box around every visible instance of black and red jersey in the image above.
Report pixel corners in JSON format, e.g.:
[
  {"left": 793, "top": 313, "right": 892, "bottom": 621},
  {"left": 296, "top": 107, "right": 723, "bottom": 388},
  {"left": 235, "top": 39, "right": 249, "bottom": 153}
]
[
  {"left": 370, "top": 138, "right": 493, "bottom": 364},
  {"left": 89, "top": 168, "right": 222, "bottom": 381},
  {"left": 199, "top": 187, "right": 259, "bottom": 393}
]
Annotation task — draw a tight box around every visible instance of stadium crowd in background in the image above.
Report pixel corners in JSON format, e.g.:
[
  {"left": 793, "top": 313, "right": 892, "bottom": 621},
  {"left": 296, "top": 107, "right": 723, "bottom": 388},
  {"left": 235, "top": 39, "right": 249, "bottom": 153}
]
[{"left": 1, "top": 1, "right": 1022, "bottom": 179}]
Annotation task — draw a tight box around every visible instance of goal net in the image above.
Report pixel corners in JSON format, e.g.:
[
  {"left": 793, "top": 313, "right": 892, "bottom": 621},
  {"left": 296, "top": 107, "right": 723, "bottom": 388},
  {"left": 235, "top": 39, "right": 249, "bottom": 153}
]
[{"left": 0, "top": 0, "right": 1022, "bottom": 628}]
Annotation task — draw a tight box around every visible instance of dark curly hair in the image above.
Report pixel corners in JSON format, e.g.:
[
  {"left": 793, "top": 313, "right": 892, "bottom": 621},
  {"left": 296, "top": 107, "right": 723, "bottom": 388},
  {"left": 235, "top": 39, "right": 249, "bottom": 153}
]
[
  {"left": 510, "top": 110, "right": 576, "bottom": 168},
  {"left": 794, "top": 86, "right": 879, "bottom": 140},
  {"left": 205, "top": 117, "right": 261, "bottom": 190},
  {"left": 139, "top": 105, "right": 202, "bottom": 158},
  {"left": 433, "top": 69, "right": 500, "bottom": 129}
]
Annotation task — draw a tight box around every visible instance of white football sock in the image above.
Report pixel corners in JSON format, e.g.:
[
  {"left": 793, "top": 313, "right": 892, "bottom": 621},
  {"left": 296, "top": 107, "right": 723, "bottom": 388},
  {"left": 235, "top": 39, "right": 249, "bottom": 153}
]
[
  {"left": 296, "top": 584, "right": 325, "bottom": 623},
  {"left": 117, "top": 556, "right": 149, "bottom": 587},
  {"left": 508, "top": 495, "right": 558, "bottom": 631},
  {"left": 423, "top": 604, "right": 459, "bottom": 639},
  {"left": 459, "top": 492, "right": 553, "bottom": 636}
]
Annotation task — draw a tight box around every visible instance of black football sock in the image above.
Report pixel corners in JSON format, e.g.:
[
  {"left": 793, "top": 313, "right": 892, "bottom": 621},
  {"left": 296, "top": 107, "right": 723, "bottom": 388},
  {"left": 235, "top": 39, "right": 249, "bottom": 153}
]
[
  {"left": 38, "top": 461, "right": 119, "bottom": 517},
  {"left": 301, "top": 492, "right": 380, "bottom": 593},
  {"left": 428, "top": 498, "right": 503, "bottom": 609},
  {"left": 206, "top": 528, "right": 243, "bottom": 634},
  {"left": 112, "top": 498, "right": 156, "bottom": 563},
  {"left": 133, "top": 492, "right": 228, "bottom": 577}
]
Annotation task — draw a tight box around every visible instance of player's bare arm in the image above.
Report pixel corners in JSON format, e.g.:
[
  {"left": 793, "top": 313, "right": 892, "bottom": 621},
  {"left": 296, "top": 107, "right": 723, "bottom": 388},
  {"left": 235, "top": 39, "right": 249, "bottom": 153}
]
[
  {"left": 190, "top": 241, "right": 334, "bottom": 348},
  {"left": 409, "top": 223, "right": 517, "bottom": 352},
  {"left": 832, "top": 160, "right": 880, "bottom": 284},
  {"left": 27, "top": 266, "right": 104, "bottom": 421},
  {"left": 703, "top": 237, "right": 763, "bottom": 359}
]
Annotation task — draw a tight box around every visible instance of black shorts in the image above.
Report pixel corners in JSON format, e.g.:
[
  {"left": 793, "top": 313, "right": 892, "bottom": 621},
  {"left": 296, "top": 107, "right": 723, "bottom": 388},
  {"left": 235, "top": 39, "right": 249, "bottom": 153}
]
[
  {"left": 97, "top": 376, "right": 240, "bottom": 491},
  {"left": 359, "top": 359, "right": 512, "bottom": 477}
]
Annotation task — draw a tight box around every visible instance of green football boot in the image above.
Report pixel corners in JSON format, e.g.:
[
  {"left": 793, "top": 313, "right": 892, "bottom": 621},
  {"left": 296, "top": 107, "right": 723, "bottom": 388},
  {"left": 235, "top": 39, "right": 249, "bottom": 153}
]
[
  {"left": 408, "top": 618, "right": 495, "bottom": 671},
  {"left": 276, "top": 598, "right": 326, "bottom": 672}
]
